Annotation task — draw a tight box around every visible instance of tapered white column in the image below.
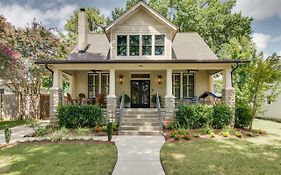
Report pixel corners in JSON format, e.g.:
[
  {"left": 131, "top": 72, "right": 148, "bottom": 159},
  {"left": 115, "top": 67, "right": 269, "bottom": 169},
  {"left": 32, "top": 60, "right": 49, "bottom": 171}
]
[
  {"left": 165, "top": 68, "right": 175, "bottom": 118},
  {"left": 165, "top": 68, "right": 173, "bottom": 98},
  {"left": 223, "top": 68, "right": 232, "bottom": 89},
  {"left": 107, "top": 69, "right": 117, "bottom": 120},
  {"left": 108, "top": 69, "right": 116, "bottom": 98}
]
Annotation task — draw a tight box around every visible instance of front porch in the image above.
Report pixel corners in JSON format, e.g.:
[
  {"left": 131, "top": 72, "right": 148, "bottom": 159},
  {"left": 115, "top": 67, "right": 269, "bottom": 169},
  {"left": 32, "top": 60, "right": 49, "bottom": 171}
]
[{"left": 48, "top": 62, "right": 235, "bottom": 122}]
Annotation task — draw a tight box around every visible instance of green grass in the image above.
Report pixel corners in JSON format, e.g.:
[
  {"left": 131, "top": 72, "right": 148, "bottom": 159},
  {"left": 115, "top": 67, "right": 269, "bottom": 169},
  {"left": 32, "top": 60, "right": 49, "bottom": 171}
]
[
  {"left": 161, "top": 139, "right": 281, "bottom": 175},
  {"left": 0, "top": 120, "right": 33, "bottom": 130},
  {"left": 0, "top": 143, "right": 117, "bottom": 175}
]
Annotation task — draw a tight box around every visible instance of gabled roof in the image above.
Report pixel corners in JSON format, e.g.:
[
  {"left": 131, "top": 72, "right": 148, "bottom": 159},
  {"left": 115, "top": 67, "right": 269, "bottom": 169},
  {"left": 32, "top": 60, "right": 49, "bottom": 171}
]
[{"left": 104, "top": 1, "right": 178, "bottom": 38}]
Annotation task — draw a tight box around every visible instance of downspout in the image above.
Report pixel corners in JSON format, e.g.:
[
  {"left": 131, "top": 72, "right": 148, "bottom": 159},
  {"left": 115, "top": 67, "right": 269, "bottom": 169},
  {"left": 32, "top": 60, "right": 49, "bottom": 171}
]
[{"left": 231, "top": 63, "right": 239, "bottom": 87}]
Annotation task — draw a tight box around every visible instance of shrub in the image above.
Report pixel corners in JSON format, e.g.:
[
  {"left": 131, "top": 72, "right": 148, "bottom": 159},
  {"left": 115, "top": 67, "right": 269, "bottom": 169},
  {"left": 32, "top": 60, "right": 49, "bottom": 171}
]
[
  {"left": 170, "top": 128, "right": 190, "bottom": 140},
  {"left": 235, "top": 103, "right": 252, "bottom": 128},
  {"left": 234, "top": 131, "right": 242, "bottom": 138},
  {"left": 151, "top": 94, "right": 163, "bottom": 106},
  {"left": 56, "top": 104, "right": 104, "bottom": 128},
  {"left": 176, "top": 104, "right": 212, "bottom": 129},
  {"left": 211, "top": 103, "right": 232, "bottom": 129},
  {"left": 200, "top": 125, "right": 213, "bottom": 135},
  {"left": 107, "top": 122, "right": 113, "bottom": 141},
  {"left": 76, "top": 127, "right": 90, "bottom": 135},
  {"left": 4, "top": 126, "right": 11, "bottom": 143},
  {"left": 119, "top": 94, "right": 131, "bottom": 104},
  {"left": 36, "top": 125, "right": 52, "bottom": 136}
]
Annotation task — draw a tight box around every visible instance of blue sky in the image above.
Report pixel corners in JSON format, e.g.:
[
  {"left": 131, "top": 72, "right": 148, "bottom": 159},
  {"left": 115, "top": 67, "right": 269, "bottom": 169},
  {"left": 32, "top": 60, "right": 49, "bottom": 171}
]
[{"left": 0, "top": 0, "right": 281, "bottom": 56}]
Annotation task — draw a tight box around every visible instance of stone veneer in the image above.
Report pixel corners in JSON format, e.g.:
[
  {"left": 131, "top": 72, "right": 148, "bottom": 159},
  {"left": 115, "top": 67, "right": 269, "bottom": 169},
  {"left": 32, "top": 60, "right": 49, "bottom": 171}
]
[
  {"left": 222, "top": 87, "right": 235, "bottom": 124},
  {"left": 107, "top": 96, "right": 117, "bottom": 121},
  {"left": 164, "top": 96, "right": 176, "bottom": 118},
  {"left": 49, "top": 88, "right": 63, "bottom": 126}
]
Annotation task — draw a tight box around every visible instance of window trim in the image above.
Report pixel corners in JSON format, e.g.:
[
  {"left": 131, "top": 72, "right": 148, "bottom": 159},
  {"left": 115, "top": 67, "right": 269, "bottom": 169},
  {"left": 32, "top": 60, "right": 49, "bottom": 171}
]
[
  {"left": 117, "top": 35, "right": 128, "bottom": 56},
  {"left": 154, "top": 34, "right": 165, "bottom": 56},
  {"left": 182, "top": 73, "right": 195, "bottom": 99}
]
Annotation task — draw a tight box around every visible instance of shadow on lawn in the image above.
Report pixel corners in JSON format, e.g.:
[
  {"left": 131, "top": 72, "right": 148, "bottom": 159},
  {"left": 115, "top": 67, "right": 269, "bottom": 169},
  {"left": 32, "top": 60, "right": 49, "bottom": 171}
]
[
  {"left": 161, "top": 139, "right": 281, "bottom": 175},
  {"left": 0, "top": 143, "right": 117, "bottom": 175}
]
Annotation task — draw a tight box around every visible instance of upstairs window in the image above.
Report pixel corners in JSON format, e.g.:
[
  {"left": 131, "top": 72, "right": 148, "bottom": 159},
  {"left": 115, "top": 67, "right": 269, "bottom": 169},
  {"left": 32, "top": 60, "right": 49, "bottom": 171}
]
[
  {"left": 155, "top": 35, "right": 165, "bottom": 55},
  {"left": 129, "top": 35, "right": 140, "bottom": 56},
  {"left": 142, "top": 35, "right": 152, "bottom": 56},
  {"left": 183, "top": 73, "right": 195, "bottom": 98},
  {"left": 117, "top": 35, "right": 127, "bottom": 56}
]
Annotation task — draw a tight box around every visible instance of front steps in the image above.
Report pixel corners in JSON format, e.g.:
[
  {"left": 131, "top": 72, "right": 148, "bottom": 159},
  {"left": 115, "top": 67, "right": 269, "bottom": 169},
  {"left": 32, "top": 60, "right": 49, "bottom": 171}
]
[{"left": 118, "top": 108, "right": 163, "bottom": 136}]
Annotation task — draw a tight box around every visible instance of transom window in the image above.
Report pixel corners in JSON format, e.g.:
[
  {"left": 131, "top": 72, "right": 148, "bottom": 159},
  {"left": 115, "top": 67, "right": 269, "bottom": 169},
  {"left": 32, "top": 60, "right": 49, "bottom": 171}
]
[
  {"left": 117, "top": 35, "right": 127, "bottom": 56},
  {"left": 142, "top": 35, "right": 152, "bottom": 56},
  {"left": 155, "top": 35, "right": 165, "bottom": 56},
  {"left": 129, "top": 35, "right": 140, "bottom": 56}
]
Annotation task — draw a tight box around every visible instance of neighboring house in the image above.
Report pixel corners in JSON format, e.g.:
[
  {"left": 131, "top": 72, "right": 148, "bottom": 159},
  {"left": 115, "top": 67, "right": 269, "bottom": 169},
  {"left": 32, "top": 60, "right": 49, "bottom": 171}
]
[
  {"left": 263, "top": 86, "right": 281, "bottom": 121},
  {"left": 36, "top": 2, "right": 246, "bottom": 122}
]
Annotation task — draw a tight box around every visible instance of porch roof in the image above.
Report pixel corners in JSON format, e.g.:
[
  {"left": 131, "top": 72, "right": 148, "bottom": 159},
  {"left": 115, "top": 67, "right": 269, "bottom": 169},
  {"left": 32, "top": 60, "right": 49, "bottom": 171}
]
[{"left": 35, "top": 59, "right": 249, "bottom": 65}]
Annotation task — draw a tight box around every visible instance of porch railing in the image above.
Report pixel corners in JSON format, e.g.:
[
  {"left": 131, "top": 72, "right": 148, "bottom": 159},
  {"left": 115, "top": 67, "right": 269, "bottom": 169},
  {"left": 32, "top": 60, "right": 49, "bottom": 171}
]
[
  {"left": 119, "top": 94, "right": 125, "bottom": 127},
  {"left": 156, "top": 93, "right": 162, "bottom": 128}
]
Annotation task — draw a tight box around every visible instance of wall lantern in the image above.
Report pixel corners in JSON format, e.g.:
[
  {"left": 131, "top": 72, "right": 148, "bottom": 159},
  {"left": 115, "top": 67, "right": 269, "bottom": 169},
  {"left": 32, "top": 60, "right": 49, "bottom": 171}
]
[
  {"left": 157, "top": 75, "right": 162, "bottom": 85},
  {"left": 119, "top": 75, "right": 124, "bottom": 84}
]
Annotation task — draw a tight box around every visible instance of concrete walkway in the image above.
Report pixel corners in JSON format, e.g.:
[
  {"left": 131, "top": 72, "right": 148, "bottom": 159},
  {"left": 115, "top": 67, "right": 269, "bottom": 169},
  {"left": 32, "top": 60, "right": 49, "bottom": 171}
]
[
  {"left": 112, "top": 136, "right": 165, "bottom": 175},
  {"left": 0, "top": 125, "right": 35, "bottom": 144}
]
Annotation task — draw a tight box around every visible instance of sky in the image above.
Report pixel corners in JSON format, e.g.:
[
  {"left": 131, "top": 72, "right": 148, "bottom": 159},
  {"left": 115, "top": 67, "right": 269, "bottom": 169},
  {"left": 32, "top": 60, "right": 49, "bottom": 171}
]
[{"left": 0, "top": 0, "right": 281, "bottom": 56}]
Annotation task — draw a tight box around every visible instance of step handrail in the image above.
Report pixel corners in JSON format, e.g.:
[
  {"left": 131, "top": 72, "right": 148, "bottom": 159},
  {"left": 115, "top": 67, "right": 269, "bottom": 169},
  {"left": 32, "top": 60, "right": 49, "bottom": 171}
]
[
  {"left": 119, "top": 94, "right": 125, "bottom": 128},
  {"left": 156, "top": 93, "right": 162, "bottom": 128}
]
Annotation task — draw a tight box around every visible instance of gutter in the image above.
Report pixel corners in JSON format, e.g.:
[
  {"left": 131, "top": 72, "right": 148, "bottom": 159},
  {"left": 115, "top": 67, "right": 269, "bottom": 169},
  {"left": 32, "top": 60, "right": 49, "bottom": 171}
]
[
  {"left": 231, "top": 63, "right": 239, "bottom": 87},
  {"left": 45, "top": 64, "right": 54, "bottom": 82}
]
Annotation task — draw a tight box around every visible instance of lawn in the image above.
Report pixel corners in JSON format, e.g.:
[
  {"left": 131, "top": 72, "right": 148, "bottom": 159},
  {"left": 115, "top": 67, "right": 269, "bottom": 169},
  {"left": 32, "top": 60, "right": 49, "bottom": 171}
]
[
  {"left": 161, "top": 139, "right": 281, "bottom": 175},
  {"left": 0, "top": 142, "right": 117, "bottom": 175},
  {"left": 0, "top": 120, "right": 33, "bottom": 130}
]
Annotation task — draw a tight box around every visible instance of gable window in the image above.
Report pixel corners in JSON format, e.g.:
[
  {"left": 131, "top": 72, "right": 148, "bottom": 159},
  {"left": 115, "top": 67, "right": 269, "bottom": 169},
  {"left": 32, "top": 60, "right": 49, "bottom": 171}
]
[
  {"left": 155, "top": 35, "right": 165, "bottom": 55},
  {"left": 88, "top": 73, "right": 99, "bottom": 98},
  {"left": 129, "top": 35, "right": 140, "bottom": 56},
  {"left": 172, "top": 73, "right": 180, "bottom": 98},
  {"left": 101, "top": 73, "right": 110, "bottom": 96},
  {"left": 142, "top": 35, "right": 152, "bottom": 55},
  {"left": 183, "top": 73, "right": 195, "bottom": 98},
  {"left": 117, "top": 35, "right": 127, "bottom": 56}
]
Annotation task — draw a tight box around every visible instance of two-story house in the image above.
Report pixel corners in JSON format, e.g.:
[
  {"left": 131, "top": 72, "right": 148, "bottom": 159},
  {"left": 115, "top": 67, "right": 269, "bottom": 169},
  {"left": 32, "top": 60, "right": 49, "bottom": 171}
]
[{"left": 36, "top": 2, "right": 246, "bottom": 128}]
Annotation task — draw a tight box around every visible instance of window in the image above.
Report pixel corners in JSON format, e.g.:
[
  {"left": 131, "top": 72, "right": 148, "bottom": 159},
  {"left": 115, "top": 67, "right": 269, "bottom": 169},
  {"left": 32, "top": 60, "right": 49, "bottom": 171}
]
[
  {"left": 155, "top": 35, "right": 165, "bottom": 55},
  {"left": 129, "top": 35, "right": 140, "bottom": 56},
  {"left": 131, "top": 74, "right": 150, "bottom": 79},
  {"left": 172, "top": 73, "right": 180, "bottom": 98},
  {"left": 101, "top": 73, "right": 110, "bottom": 96},
  {"left": 183, "top": 73, "right": 195, "bottom": 98},
  {"left": 117, "top": 35, "right": 127, "bottom": 56},
  {"left": 88, "top": 73, "right": 99, "bottom": 98},
  {"left": 142, "top": 35, "right": 152, "bottom": 55}
]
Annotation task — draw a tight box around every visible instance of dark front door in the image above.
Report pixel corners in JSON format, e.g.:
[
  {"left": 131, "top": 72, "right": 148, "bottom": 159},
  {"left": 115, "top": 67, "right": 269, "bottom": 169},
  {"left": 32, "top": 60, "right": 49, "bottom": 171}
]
[{"left": 131, "top": 80, "right": 150, "bottom": 108}]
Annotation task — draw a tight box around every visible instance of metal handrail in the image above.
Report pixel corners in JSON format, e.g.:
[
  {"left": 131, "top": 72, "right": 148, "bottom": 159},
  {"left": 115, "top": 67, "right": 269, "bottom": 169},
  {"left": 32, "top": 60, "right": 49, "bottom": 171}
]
[
  {"left": 156, "top": 93, "right": 162, "bottom": 128},
  {"left": 119, "top": 94, "right": 125, "bottom": 127}
]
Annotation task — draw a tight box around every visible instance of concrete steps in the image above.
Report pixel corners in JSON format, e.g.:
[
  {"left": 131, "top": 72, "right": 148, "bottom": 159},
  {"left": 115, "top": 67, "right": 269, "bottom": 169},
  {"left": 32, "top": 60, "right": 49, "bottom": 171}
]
[{"left": 119, "top": 108, "right": 163, "bottom": 136}]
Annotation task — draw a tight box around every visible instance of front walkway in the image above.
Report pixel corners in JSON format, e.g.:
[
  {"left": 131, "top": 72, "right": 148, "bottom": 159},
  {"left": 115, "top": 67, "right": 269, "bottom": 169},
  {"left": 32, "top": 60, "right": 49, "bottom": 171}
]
[
  {"left": 0, "top": 125, "right": 35, "bottom": 144},
  {"left": 113, "top": 136, "right": 165, "bottom": 175}
]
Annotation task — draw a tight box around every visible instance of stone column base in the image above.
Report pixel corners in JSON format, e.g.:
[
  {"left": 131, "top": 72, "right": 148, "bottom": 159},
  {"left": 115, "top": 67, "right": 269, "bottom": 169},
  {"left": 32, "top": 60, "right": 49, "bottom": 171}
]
[
  {"left": 50, "top": 88, "right": 63, "bottom": 127},
  {"left": 222, "top": 87, "right": 235, "bottom": 125},
  {"left": 107, "top": 96, "right": 117, "bottom": 121},
  {"left": 164, "top": 96, "right": 175, "bottom": 119}
]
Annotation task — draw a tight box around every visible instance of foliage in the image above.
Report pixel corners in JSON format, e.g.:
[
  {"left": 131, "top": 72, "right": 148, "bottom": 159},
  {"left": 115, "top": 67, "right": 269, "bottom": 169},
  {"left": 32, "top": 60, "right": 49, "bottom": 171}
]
[
  {"left": 35, "top": 125, "right": 53, "bottom": 136},
  {"left": 170, "top": 128, "right": 190, "bottom": 140},
  {"left": 235, "top": 103, "right": 252, "bottom": 128},
  {"left": 151, "top": 94, "right": 163, "bottom": 106},
  {"left": 234, "top": 131, "right": 242, "bottom": 137},
  {"left": 56, "top": 104, "right": 104, "bottom": 128},
  {"left": 200, "top": 125, "right": 213, "bottom": 135},
  {"left": 4, "top": 126, "right": 11, "bottom": 143},
  {"left": 96, "top": 93, "right": 106, "bottom": 107},
  {"left": 76, "top": 127, "right": 90, "bottom": 136},
  {"left": 107, "top": 122, "right": 113, "bottom": 141},
  {"left": 119, "top": 94, "right": 131, "bottom": 104},
  {"left": 211, "top": 103, "right": 232, "bottom": 129},
  {"left": 176, "top": 104, "right": 212, "bottom": 129}
]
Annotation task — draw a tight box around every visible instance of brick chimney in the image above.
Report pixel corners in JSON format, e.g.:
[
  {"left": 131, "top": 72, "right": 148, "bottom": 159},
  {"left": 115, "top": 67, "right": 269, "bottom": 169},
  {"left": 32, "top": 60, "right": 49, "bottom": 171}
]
[{"left": 78, "top": 8, "right": 88, "bottom": 51}]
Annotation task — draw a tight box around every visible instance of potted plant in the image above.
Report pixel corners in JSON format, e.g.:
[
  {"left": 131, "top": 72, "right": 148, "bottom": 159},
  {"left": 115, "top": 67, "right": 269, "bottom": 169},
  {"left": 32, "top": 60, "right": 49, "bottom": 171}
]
[
  {"left": 119, "top": 94, "right": 131, "bottom": 107},
  {"left": 151, "top": 94, "right": 162, "bottom": 108}
]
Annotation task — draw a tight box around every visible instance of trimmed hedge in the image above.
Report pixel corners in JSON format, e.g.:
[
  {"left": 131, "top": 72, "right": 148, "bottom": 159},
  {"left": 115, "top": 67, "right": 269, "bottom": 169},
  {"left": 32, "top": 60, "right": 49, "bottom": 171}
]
[
  {"left": 56, "top": 104, "right": 104, "bottom": 128},
  {"left": 235, "top": 103, "right": 252, "bottom": 128},
  {"left": 176, "top": 104, "right": 212, "bottom": 129},
  {"left": 211, "top": 103, "right": 232, "bottom": 129}
]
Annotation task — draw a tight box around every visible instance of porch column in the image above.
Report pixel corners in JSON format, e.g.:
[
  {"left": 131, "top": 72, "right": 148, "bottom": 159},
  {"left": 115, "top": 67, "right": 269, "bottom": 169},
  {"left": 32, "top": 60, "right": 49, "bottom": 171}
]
[
  {"left": 165, "top": 68, "right": 175, "bottom": 118},
  {"left": 107, "top": 69, "right": 117, "bottom": 120},
  {"left": 209, "top": 74, "right": 214, "bottom": 104},
  {"left": 50, "top": 68, "right": 63, "bottom": 126},
  {"left": 222, "top": 68, "right": 235, "bottom": 124}
]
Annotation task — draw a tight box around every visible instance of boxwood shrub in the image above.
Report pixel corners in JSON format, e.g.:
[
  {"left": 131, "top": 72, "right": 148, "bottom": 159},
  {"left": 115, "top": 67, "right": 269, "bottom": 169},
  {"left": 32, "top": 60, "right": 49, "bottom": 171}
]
[
  {"left": 211, "top": 103, "right": 232, "bottom": 129},
  {"left": 56, "top": 104, "right": 104, "bottom": 128},
  {"left": 176, "top": 104, "right": 212, "bottom": 129},
  {"left": 235, "top": 103, "right": 252, "bottom": 128}
]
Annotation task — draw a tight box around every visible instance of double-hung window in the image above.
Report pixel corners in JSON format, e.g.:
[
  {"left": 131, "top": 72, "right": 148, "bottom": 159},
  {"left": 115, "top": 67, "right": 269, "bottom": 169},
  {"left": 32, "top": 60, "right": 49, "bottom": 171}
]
[
  {"left": 129, "top": 35, "right": 140, "bottom": 56},
  {"left": 172, "top": 73, "right": 180, "bottom": 98},
  {"left": 183, "top": 73, "right": 195, "bottom": 98},
  {"left": 155, "top": 35, "right": 165, "bottom": 55},
  {"left": 88, "top": 73, "right": 99, "bottom": 98},
  {"left": 101, "top": 73, "right": 110, "bottom": 96},
  {"left": 142, "top": 35, "right": 152, "bottom": 56},
  {"left": 117, "top": 35, "right": 127, "bottom": 56}
]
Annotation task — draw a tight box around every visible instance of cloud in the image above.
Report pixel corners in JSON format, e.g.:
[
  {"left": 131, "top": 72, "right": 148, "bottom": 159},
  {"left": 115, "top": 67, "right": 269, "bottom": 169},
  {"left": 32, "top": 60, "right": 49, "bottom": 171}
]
[
  {"left": 100, "top": 7, "right": 112, "bottom": 18},
  {"left": 233, "top": 0, "right": 281, "bottom": 20},
  {"left": 271, "top": 35, "right": 281, "bottom": 43},
  {"left": 0, "top": 2, "right": 77, "bottom": 31},
  {"left": 252, "top": 33, "right": 271, "bottom": 52},
  {"left": 277, "top": 51, "right": 281, "bottom": 56}
]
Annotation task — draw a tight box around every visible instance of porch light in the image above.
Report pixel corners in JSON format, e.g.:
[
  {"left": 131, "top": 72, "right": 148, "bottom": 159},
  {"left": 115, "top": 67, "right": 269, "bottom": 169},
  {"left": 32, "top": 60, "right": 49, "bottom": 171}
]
[
  {"left": 119, "top": 75, "right": 124, "bottom": 84},
  {"left": 157, "top": 75, "right": 162, "bottom": 85}
]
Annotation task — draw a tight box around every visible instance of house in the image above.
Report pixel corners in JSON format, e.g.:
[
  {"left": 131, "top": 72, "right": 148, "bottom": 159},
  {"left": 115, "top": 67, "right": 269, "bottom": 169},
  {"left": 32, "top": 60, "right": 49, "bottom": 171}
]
[
  {"left": 263, "top": 86, "right": 281, "bottom": 121},
  {"left": 36, "top": 2, "right": 246, "bottom": 124}
]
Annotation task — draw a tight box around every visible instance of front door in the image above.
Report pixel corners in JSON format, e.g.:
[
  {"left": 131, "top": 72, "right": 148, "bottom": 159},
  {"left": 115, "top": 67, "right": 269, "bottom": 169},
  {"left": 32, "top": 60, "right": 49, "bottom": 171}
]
[{"left": 131, "top": 80, "right": 150, "bottom": 108}]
